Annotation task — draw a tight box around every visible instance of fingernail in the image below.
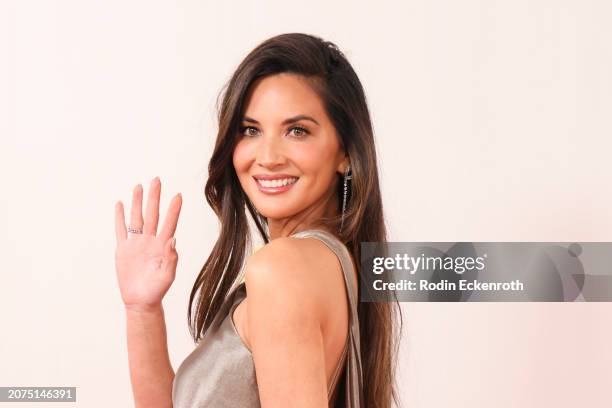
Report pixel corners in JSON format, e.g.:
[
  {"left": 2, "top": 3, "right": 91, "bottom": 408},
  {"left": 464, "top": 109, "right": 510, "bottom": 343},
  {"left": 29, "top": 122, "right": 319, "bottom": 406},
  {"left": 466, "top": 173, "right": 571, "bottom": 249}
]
[{"left": 171, "top": 237, "right": 176, "bottom": 249}]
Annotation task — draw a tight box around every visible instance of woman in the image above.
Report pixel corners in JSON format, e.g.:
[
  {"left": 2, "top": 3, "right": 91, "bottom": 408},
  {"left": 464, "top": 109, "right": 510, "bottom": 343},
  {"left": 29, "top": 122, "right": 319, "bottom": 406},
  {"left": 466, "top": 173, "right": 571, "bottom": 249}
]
[{"left": 114, "top": 33, "right": 401, "bottom": 408}]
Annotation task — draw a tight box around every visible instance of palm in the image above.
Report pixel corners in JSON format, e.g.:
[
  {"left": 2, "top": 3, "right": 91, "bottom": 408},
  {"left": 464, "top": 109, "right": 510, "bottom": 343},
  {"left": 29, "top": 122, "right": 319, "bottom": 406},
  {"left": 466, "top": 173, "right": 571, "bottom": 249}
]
[{"left": 114, "top": 177, "right": 182, "bottom": 310}]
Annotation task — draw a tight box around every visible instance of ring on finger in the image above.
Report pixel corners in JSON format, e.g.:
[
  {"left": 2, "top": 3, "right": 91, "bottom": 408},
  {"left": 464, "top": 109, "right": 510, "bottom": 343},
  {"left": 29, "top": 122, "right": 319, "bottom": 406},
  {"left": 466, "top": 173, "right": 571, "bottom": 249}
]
[{"left": 128, "top": 226, "right": 143, "bottom": 234}]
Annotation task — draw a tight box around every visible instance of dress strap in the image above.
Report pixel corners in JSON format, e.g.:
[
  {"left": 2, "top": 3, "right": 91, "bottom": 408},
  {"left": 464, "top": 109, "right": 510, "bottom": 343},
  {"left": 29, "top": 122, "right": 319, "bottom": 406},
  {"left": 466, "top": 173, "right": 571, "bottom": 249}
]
[
  {"left": 327, "top": 335, "right": 349, "bottom": 395},
  {"left": 289, "top": 229, "right": 359, "bottom": 316}
]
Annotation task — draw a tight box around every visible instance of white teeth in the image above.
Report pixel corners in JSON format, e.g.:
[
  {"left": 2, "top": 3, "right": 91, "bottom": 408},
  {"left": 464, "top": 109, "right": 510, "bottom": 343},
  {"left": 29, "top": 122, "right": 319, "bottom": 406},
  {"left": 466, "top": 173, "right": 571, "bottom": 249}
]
[{"left": 257, "top": 177, "right": 298, "bottom": 188}]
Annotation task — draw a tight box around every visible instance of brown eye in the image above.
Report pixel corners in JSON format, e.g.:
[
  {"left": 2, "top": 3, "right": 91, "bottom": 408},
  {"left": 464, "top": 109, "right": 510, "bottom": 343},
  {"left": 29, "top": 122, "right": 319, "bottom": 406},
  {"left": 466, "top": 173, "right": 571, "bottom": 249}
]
[
  {"left": 289, "top": 126, "right": 309, "bottom": 138},
  {"left": 240, "top": 126, "right": 259, "bottom": 137}
]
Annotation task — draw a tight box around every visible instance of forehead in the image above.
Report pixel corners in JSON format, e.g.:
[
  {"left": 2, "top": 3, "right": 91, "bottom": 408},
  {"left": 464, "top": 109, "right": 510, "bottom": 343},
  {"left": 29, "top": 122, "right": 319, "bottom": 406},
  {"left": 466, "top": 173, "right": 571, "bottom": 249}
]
[{"left": 242, "top": 73, "right": 326, "bottom": 120}]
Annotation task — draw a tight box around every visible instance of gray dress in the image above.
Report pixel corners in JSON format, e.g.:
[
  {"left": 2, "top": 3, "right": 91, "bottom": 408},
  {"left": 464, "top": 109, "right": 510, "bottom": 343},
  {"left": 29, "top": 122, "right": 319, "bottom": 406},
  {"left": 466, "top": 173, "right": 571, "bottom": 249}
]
[{"left": 172, "top": 229, "right": 364, "bottom": 407}]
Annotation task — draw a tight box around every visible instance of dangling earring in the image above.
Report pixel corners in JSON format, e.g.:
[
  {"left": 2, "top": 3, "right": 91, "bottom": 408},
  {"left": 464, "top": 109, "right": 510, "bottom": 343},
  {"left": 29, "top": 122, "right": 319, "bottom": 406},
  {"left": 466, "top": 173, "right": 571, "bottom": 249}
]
[{"left": 339, "top": 164, "right": 352, "bottom": 233}]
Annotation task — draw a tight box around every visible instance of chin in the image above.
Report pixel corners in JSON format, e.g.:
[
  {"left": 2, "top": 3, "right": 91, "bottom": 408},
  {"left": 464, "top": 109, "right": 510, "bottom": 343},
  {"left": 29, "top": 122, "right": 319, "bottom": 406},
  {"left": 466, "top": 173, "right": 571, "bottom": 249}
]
[{"left": 254, "top": 206, "right": 298, "bottom": 220}]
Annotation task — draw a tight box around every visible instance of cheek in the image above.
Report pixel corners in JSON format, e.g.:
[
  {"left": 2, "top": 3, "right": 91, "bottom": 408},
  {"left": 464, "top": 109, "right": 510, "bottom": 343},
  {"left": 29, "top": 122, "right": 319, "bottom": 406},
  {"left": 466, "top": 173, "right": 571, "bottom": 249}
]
[
  {"left": 288, "top": 142, "right": 335, "bottom": 173},
  {"left": 232, "top": 141, "right": 251, "bottom": 172},
  {"left": 300, "top": 135, "right": 341, "bottom": 172},
  {"left": 290, "top": 146, "right": 338, "bottom": 194}
]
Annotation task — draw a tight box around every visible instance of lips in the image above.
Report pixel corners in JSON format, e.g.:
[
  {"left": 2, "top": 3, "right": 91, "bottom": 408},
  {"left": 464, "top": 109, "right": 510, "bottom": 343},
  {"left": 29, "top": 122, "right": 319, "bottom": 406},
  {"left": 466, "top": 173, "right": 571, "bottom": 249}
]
[
  {"left": 253, "top": 174, "right": 299, "bottom": 180},
  {"left": 252, "top": 175, "right": 299, "bottom": 194}
]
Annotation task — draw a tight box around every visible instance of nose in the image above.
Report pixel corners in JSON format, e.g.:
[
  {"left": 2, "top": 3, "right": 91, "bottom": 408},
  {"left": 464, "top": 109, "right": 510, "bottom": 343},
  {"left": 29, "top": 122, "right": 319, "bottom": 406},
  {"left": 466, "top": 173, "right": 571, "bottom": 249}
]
[{"left": 256, "top": 134, "right": 287, "bottom": 168}]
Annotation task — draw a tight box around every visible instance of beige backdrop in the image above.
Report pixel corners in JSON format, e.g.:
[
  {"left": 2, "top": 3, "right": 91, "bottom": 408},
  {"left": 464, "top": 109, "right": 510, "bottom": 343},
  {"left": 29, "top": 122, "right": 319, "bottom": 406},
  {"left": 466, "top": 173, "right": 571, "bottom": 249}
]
[{"left": 1, "top": 0, "right": 611, "bottom": 407}]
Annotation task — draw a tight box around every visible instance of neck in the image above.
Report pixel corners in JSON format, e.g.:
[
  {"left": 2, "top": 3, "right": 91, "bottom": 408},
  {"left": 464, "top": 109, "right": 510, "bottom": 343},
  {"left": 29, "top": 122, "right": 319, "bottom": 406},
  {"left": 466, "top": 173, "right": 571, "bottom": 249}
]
[{"left": 266, "top": 185, "right": 340, "bottom": 240}]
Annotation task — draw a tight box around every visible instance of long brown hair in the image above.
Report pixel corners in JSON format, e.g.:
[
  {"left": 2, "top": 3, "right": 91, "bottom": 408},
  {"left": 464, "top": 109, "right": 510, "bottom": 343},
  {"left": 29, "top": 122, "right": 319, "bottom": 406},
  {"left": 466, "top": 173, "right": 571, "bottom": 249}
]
[{"left": 188, "top": 33, "right": 402, "bottom": 408}]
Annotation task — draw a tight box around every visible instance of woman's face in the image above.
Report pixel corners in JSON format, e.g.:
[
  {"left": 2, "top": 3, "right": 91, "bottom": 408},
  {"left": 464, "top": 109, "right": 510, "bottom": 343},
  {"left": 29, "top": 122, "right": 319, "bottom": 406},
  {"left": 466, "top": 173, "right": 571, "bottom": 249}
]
[{"left": 232, "top": 73, "right": 347, "bottom": 226}]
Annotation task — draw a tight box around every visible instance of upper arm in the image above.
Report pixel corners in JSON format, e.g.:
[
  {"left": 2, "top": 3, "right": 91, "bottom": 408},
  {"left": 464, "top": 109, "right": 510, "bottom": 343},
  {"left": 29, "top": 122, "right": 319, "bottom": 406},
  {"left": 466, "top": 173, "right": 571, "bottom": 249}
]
[{"left": 244, "top": 238, "right": 329, "bottom": 408}]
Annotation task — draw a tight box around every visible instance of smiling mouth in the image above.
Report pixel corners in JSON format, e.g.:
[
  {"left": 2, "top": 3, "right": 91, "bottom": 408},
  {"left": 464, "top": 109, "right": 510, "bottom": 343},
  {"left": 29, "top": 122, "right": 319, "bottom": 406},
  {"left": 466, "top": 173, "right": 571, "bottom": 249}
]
[{"left": 253, "top": 176, "right": 299, "bottom": 193}]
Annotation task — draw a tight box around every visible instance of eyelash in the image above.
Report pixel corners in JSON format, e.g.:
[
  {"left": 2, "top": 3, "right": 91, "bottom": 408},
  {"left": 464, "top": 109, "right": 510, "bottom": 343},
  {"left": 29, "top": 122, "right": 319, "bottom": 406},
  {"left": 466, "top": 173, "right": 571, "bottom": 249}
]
[{"left": 239, "top": 125, "right": 310, "bottom": 138}]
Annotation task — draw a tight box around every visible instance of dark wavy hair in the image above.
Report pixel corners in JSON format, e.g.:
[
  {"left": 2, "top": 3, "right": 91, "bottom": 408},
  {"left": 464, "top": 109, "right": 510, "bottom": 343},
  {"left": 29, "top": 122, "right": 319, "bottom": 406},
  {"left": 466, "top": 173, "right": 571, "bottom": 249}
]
[{"left": 188, "top": 33, "right": 402, "bottom": 408}]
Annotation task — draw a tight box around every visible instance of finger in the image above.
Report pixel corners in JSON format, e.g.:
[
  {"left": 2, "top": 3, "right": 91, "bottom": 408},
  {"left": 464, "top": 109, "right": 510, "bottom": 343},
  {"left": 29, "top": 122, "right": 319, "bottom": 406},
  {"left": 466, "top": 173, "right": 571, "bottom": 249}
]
[
  {"left": 143, "top": 177, "right": 161, "bottom": 236},
  {"left": 115, "top": 201, "right": 127, "bottom": 242},
  {"left": 158, "top": 193, "right": 182, "bottom": 243},
  {"left": 129, "top": 184, "right": 144, "bottom": 235}
]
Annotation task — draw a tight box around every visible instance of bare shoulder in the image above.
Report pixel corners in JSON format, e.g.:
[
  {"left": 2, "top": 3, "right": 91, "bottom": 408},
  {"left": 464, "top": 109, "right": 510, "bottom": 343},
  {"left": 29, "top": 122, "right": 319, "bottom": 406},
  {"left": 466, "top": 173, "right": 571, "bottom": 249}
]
[
  {"left": 242, "top": 236, "right": 343, "bottom": 405},
  {"left": 244, "top": 235, "right": 345, "bottom": 321}
]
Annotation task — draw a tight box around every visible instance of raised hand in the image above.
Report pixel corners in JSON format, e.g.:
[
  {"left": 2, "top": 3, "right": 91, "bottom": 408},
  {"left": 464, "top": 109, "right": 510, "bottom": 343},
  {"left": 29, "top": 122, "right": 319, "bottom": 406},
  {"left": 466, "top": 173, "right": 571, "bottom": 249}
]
[{"left": 114, "top": 177, "right": 183, "bottom": 312}]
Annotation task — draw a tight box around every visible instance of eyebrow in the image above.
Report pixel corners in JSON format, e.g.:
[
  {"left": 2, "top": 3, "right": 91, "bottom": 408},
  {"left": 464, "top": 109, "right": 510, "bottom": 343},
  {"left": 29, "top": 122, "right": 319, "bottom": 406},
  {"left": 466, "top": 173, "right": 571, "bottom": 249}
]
[{"left": 242, "top": 114, "right": 320, "bottom": 126}]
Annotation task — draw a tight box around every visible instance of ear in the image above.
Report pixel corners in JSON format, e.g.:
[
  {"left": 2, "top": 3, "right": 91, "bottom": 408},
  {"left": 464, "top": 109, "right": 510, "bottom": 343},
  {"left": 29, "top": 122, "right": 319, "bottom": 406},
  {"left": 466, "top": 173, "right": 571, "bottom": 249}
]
[{"left": 336, "top": 156, "right": 350, "bottom": 175}]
